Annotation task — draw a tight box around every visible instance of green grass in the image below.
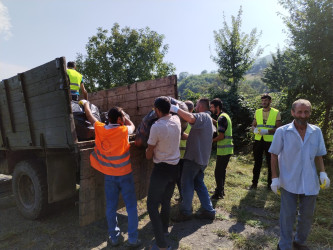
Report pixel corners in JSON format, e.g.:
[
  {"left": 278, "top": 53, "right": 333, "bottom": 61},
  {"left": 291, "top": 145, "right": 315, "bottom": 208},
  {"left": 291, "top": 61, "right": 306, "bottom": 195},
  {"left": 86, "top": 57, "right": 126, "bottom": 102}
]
[{"left": 201, "top": 152, "right": 333, "bottom": 248}]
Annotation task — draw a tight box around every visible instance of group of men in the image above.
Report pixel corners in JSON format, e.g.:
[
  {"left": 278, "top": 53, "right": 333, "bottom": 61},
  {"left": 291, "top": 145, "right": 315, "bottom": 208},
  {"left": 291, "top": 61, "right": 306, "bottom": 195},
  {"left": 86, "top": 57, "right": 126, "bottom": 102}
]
[{"left": 68, "top": 62, "right": 330, "bottom": 250}]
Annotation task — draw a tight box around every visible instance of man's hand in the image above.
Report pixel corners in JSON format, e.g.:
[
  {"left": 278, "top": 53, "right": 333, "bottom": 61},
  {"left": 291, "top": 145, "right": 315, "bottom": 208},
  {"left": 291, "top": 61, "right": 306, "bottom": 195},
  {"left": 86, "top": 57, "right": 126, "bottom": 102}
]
[
  {"left": 253, "top": 127, "right": 259, "bottom": 134},
  {"left": 320, "top": 172, "right": 330, "bottom": 189},
  {"left": 259, "top": 129, "right": 269, "bottom": 135},
  {"left": 79, "top": 99, "right": 88, "bottom": 106},
  {"left": 271, "top": 178, "right": 280, "bottom": 195},
  {"left": 170, "top": 104, "right": 179, "bottom": 114}
]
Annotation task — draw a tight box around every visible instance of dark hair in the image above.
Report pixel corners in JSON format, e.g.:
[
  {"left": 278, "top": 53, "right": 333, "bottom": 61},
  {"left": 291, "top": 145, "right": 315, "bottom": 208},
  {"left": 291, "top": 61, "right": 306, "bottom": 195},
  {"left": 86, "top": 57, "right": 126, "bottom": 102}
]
[
  {"left": 198, "top": 98, "right": 210, "bottom": 111},
  {"left": 185, "top": 100, "right": 194, "bottom": 112},
  {"left": 261, "top": 93, "right": 271, "bottom": 100},
  {"left": 108, "top": 106, "right": 124, "bottom": 124},
  {"left": 210, "top": 98, "right": 223, "bottom": 110},
  {"left": 154, "top": 96, "right": 171, "bottom": 115},
  {"left": 67, "top": 61, "right": 76, "bottom": 68}
]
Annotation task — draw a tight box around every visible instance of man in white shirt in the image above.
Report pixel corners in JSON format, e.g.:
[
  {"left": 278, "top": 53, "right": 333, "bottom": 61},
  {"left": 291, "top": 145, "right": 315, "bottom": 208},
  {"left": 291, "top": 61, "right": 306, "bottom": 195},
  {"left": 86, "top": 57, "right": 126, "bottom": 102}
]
[
  {"left": 269, "top": 99, "right": 330, "bottom": 250},
  {"left": 146, "top": 96, "right": 181, "bottom": 250}
]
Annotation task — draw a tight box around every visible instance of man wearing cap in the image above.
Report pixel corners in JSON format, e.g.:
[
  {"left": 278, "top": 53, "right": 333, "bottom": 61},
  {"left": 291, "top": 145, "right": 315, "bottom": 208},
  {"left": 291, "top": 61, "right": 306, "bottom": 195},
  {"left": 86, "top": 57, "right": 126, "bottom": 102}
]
[{"left": 250, "top": 93, "right": 281, "bottom": 190}]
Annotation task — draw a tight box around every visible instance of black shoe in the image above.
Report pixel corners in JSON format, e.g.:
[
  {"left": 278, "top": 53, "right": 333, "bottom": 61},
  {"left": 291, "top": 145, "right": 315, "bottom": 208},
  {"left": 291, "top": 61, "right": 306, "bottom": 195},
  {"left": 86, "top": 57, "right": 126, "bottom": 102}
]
[
  {"left": 124, "top": 238, "right": 142, "bottom": 248},
  {"left": 195, "top": 210, "right": 215, "bottom": 220},
  {"left": 293, "top": 241, "right": 310, "bottom": 250},
  {"left": 277, "top": 243, "right": 281, "bottom": 250},
  {"left": 248, "top": 184, "right": 257, "bottom": 190},
  {"left": 267, "top": 185, "right": 272, "bottom": 191},
  {"left": 211, "top": 193, "right": 224, "bottom": 200},
  {"left": 171, "top": 212, "right": 192, "bottom": 222},
  {"left": 107, "top": 234, "right": 124, "bottom": 247}
]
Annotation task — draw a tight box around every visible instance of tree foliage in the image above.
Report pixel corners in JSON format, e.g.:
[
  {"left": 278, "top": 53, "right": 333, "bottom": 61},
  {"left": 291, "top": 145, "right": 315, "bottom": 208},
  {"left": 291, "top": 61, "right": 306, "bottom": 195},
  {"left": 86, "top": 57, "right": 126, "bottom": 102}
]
[
  {"left": 212, "top": 6, "right": 263, "bottom": 91},
  {"left": 264, "top": 0, "right": 333, "bottom": 142},
  {"left": 76, "top": 23, "right": 175, "bottom": 91}
]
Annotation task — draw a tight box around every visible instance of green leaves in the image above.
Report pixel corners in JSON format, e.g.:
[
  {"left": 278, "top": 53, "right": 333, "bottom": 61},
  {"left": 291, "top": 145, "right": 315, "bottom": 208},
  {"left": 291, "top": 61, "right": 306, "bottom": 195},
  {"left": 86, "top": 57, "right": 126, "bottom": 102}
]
[
  {"left": 212, "top": 6, "right": 263, "bottom": 91},
  {"left": 76, "top": 23, "right": 175, "bottom": 91}
]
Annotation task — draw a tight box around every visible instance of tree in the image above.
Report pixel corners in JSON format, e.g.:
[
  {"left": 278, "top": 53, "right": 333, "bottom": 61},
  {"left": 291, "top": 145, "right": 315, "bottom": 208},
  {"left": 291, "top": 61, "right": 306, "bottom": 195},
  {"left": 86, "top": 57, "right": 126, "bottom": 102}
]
[
  {"left": 76, "top": 23, "right": 175, "bottom": 91},
  {"left": 270, "top": 0, "right": 333, "bottom": 142},
  {"left": 212, "top": 6, "right": 263, "bottom": 92}
]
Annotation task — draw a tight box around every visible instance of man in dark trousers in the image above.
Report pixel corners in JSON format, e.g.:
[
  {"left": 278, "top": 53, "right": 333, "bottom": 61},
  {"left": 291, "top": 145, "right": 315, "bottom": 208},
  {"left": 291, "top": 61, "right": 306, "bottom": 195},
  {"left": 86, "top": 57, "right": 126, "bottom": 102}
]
[
  {"left": 146, "top": 96, "right": 181, "bottom": 250},
  {"left": 210, "top": 98, "right": 233, "bottom": 200},
  {"left": 250, "top": 93, "right": 281, "bottom": 190}
]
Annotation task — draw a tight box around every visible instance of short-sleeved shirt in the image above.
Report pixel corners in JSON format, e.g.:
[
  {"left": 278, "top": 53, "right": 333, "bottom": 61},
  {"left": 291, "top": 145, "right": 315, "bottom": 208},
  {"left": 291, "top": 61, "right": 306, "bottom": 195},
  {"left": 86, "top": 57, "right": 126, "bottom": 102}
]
[
  {"left": 147, "top": 114, "right": 181, "bottom": 165},
  {"left": 268, "top": 121, "right": 326, "bottom": 195},
  {"left": 184, "top": 111, "right": 214, "bottom": 166},
  {"left": 217, "top": 113, "right": 228, "bottom": 133},
  {"left": 105, "top": 123, "right": 134, "bottom": 135}
]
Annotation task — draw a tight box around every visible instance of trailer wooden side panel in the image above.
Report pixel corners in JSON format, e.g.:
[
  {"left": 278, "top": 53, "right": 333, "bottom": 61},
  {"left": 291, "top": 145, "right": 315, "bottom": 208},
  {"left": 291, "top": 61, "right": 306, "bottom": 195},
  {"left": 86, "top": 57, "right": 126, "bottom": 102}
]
[{"left": 0, "top": 57, "right": 76, "bottom": 150}]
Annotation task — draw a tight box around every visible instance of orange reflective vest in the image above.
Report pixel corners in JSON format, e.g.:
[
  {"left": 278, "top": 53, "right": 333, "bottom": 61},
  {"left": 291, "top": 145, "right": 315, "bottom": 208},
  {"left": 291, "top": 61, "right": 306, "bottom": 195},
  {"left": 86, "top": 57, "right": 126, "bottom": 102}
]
[{"left": 90, "top": 121, "right": 132, "bottom": 176}]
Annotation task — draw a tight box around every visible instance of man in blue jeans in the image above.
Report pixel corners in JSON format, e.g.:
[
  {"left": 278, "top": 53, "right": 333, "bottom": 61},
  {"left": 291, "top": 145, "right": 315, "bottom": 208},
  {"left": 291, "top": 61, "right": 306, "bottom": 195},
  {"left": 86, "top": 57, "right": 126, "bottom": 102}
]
[
  {"left": 269, "top": 99, "right": 330, "bottom": 250},
  {"left": 146, "top": 96, "right": 181, "bottom": 250},
  {"left": 170, "top": 98, "right": 216, "bottom": 221},
  {"left": 82, "top": 100, "right": 141, "bottom": 248}
]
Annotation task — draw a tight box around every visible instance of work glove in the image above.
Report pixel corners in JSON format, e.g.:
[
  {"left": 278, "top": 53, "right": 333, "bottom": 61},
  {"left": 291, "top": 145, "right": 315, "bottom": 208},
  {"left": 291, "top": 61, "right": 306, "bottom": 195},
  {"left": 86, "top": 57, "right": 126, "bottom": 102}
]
[
  {"left": 170, "top": 104, "right": 179, "bottom": 114},
  {"left": 79, "top": 99, "right": 88, "bottom": 106},
  {"left": 271, "top": 178, "right": 280, "bottom": 195},
  {"left": 259, "top": 128, "right": 269, "bottom": 135},
  {"left": 253, "top": 127, "right": 259, "bottom": 134},
  {"left": 319, "top": 172, "right": 330, "bottom": 189}
]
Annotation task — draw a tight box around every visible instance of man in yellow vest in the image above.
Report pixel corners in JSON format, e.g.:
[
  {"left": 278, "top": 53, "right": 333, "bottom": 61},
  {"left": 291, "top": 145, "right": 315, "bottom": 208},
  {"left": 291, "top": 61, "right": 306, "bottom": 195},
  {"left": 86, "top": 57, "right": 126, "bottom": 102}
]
[
  {"left": 67, "top": 61, "right": 88, "bottom": 101},
  {"left": 176, "top": 100, "right": 194, "bottom": 202},
  {"left": 210, "top": 98, "right": 233, "bottom": 200},
  {"left": 80, "top": 100, "right": 141, "bottom": 248},
  {"left": 250, "top": 93, "right": 281, "bottom": 190}
]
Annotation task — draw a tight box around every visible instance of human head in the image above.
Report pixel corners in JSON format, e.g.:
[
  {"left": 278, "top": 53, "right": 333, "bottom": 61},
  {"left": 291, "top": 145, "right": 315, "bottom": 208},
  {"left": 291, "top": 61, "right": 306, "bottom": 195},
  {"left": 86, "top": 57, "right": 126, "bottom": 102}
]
[
  {"left": 210, "top": 98, "right": 223, "bottom": 115},
  {"left": 185, "top": 100, "right": 194, "bottom": 113},
  {"left": 108, "top": 106, "right": 125, "bottom": 125},
  {"left": 196, "top": 98, "right": 210, "bottom": 112},
  {"left": 67, "top": 61, "right": 76, "bottom": 69},
  {"left": 291, "top": 99, "right": 312, "bottom": 126},
  {"left": 154, "top": 96, "right": 171, "bottom": 118},
  {"left": 261, "top": 93, "right": 272, "bottom": 109}
]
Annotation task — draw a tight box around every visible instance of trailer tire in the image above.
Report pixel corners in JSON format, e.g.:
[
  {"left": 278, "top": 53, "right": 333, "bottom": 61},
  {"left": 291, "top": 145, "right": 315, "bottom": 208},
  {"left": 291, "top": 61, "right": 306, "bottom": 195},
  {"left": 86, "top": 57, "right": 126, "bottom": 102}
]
[{"left": 12, "top": 160, "right": 48, "bottom": 219}]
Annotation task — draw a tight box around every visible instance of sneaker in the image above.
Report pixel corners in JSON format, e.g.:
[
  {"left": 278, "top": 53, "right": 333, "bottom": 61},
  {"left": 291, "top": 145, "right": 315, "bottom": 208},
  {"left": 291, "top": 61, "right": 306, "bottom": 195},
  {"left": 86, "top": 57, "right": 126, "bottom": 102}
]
[
  {"left": 107, "top": 234, "right": 123, "bottom": 247},
  {"left": 195, "top": 210, "right": 215, "bottom": 220},
  {"left": 211, "top": 193, "right": 224, "bottom": 200},
  {"left": 171, "top": 212, "right": 192, "bottom": 222},
  {"left": 293, "top": 241, "right": 310, "bottom": 250},
  {"left": 125, "top": 238, "right": 142, "bottom": 248}
]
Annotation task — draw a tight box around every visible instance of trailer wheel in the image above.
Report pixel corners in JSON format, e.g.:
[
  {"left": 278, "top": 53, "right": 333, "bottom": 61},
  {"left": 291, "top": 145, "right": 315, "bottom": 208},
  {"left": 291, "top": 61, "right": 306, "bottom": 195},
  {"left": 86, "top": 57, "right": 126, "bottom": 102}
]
[{"left": 12, "top": 160, "right": 48, "bottom": 219}]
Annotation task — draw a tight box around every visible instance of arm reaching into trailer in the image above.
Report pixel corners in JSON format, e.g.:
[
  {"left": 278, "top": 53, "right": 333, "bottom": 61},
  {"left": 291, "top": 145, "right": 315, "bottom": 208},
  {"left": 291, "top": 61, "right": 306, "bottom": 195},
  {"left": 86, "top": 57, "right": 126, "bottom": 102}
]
[{"left": 81, "top": 100, "right": 98, "bottom": 126}]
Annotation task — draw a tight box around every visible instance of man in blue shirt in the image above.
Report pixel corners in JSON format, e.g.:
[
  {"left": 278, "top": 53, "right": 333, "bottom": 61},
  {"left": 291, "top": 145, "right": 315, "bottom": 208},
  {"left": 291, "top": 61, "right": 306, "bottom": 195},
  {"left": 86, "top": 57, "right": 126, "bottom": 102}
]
[{"left": 269, "top": 99, "right": 330, "bottom": 250}]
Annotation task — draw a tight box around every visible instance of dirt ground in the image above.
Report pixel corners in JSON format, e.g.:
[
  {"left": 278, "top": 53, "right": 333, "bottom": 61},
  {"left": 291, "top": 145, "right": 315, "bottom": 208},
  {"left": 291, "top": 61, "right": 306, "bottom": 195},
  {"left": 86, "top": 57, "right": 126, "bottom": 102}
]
[{"left": 0, "top": 174, "right": 281, "bottom": 250}]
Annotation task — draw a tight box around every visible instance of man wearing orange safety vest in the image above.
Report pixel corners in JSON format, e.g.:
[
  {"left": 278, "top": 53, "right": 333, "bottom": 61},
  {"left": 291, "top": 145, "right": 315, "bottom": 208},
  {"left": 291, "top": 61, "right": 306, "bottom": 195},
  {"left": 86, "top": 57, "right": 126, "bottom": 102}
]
[
  {"left": 67, "top": 61, "right": 88, "bottom": 101},
  {"left": 249, "top": 93, "right": 282, "bottom": 190},
  {"left": 81, "top": 100, "right": 141, "bottom": 248}
]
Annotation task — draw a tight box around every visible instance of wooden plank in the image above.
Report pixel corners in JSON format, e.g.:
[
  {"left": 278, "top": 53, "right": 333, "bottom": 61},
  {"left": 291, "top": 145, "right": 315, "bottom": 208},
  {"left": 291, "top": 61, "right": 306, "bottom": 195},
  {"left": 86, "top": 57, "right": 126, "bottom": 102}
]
[{"left": 136, "top": 75, "right": 177, "bottom": 92}]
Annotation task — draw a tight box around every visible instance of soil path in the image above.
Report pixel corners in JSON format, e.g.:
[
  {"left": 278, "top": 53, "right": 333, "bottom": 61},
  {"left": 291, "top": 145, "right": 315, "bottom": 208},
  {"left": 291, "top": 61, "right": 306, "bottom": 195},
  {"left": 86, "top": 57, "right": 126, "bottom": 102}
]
[{"left": 0, "top": 175, "right": 279, "bottom": 250}]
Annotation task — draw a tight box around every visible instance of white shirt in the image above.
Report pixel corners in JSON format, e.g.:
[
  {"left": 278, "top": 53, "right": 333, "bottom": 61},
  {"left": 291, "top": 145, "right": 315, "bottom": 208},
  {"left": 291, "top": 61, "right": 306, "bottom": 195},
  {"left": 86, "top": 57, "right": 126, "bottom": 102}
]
[
  {"left": 147, "top": 114, "right": 181, "bottom": 165},
  {"left": 269, "top": 121, "right": 326, "bottom": 195}
]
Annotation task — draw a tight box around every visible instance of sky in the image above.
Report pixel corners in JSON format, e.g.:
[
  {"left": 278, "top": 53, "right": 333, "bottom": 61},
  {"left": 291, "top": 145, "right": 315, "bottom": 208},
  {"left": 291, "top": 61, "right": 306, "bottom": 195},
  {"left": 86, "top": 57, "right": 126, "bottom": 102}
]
[{"left": 0, "top": 0, "right": 289, "bottom": 80}]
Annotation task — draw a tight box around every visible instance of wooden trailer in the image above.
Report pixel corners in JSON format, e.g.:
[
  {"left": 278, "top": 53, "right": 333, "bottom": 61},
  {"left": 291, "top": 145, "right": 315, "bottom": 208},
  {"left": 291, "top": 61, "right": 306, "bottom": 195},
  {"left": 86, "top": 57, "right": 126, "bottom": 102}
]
[{"left": 0, "top": 57, "right": 178, "bottom": 225}]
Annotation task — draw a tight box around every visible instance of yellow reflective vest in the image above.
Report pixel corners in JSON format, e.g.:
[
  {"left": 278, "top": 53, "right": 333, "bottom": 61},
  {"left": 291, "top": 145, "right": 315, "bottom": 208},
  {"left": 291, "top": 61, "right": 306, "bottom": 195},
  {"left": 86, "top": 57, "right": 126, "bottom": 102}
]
[
  {"left": 179, "top": 124, "right": 191, "bottom": 159},
  {"left": 217, "top": 112, "right": 233, "bottom": 156},
  {"left": 67, "top": 69, "right": 82, "bottom": 95},
  {"left": 254, "top": 108, "right": 279, "bottom": 142}
]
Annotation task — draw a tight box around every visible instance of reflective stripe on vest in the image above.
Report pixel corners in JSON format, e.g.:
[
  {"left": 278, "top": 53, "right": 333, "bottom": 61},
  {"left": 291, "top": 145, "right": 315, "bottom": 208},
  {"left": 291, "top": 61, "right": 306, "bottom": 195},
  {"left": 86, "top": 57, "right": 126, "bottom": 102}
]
[
  {"left": 254, "top": 108, "right": 279, "bottom": 142},
  {"left": 180, "top": 123, "right": 191, "bottom": 159},
  {"left": 67, "top": 69, "right": 82, "bottom": 95},
  {"left": 90, "top": 121, "right": 132, "bottom": 176},
  {"left": 217, "top": 113, "right": 233, "bottom": 156}
]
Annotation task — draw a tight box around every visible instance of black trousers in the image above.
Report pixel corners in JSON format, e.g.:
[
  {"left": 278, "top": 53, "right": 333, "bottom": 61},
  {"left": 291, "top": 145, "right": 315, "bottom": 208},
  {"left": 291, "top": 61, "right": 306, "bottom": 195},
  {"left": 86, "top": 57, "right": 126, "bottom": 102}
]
[
  {"left": 214, "top": 154, "right": 231, "bottom": 195},
  {"left": 147, "top": 162, "right": 179, "bottom": 248},
  {"left": 252, "top": 139, "right": 272, "bottom": 186},
  {"left": 176, "top": 159, "right": 184, "bottom": 199}
]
